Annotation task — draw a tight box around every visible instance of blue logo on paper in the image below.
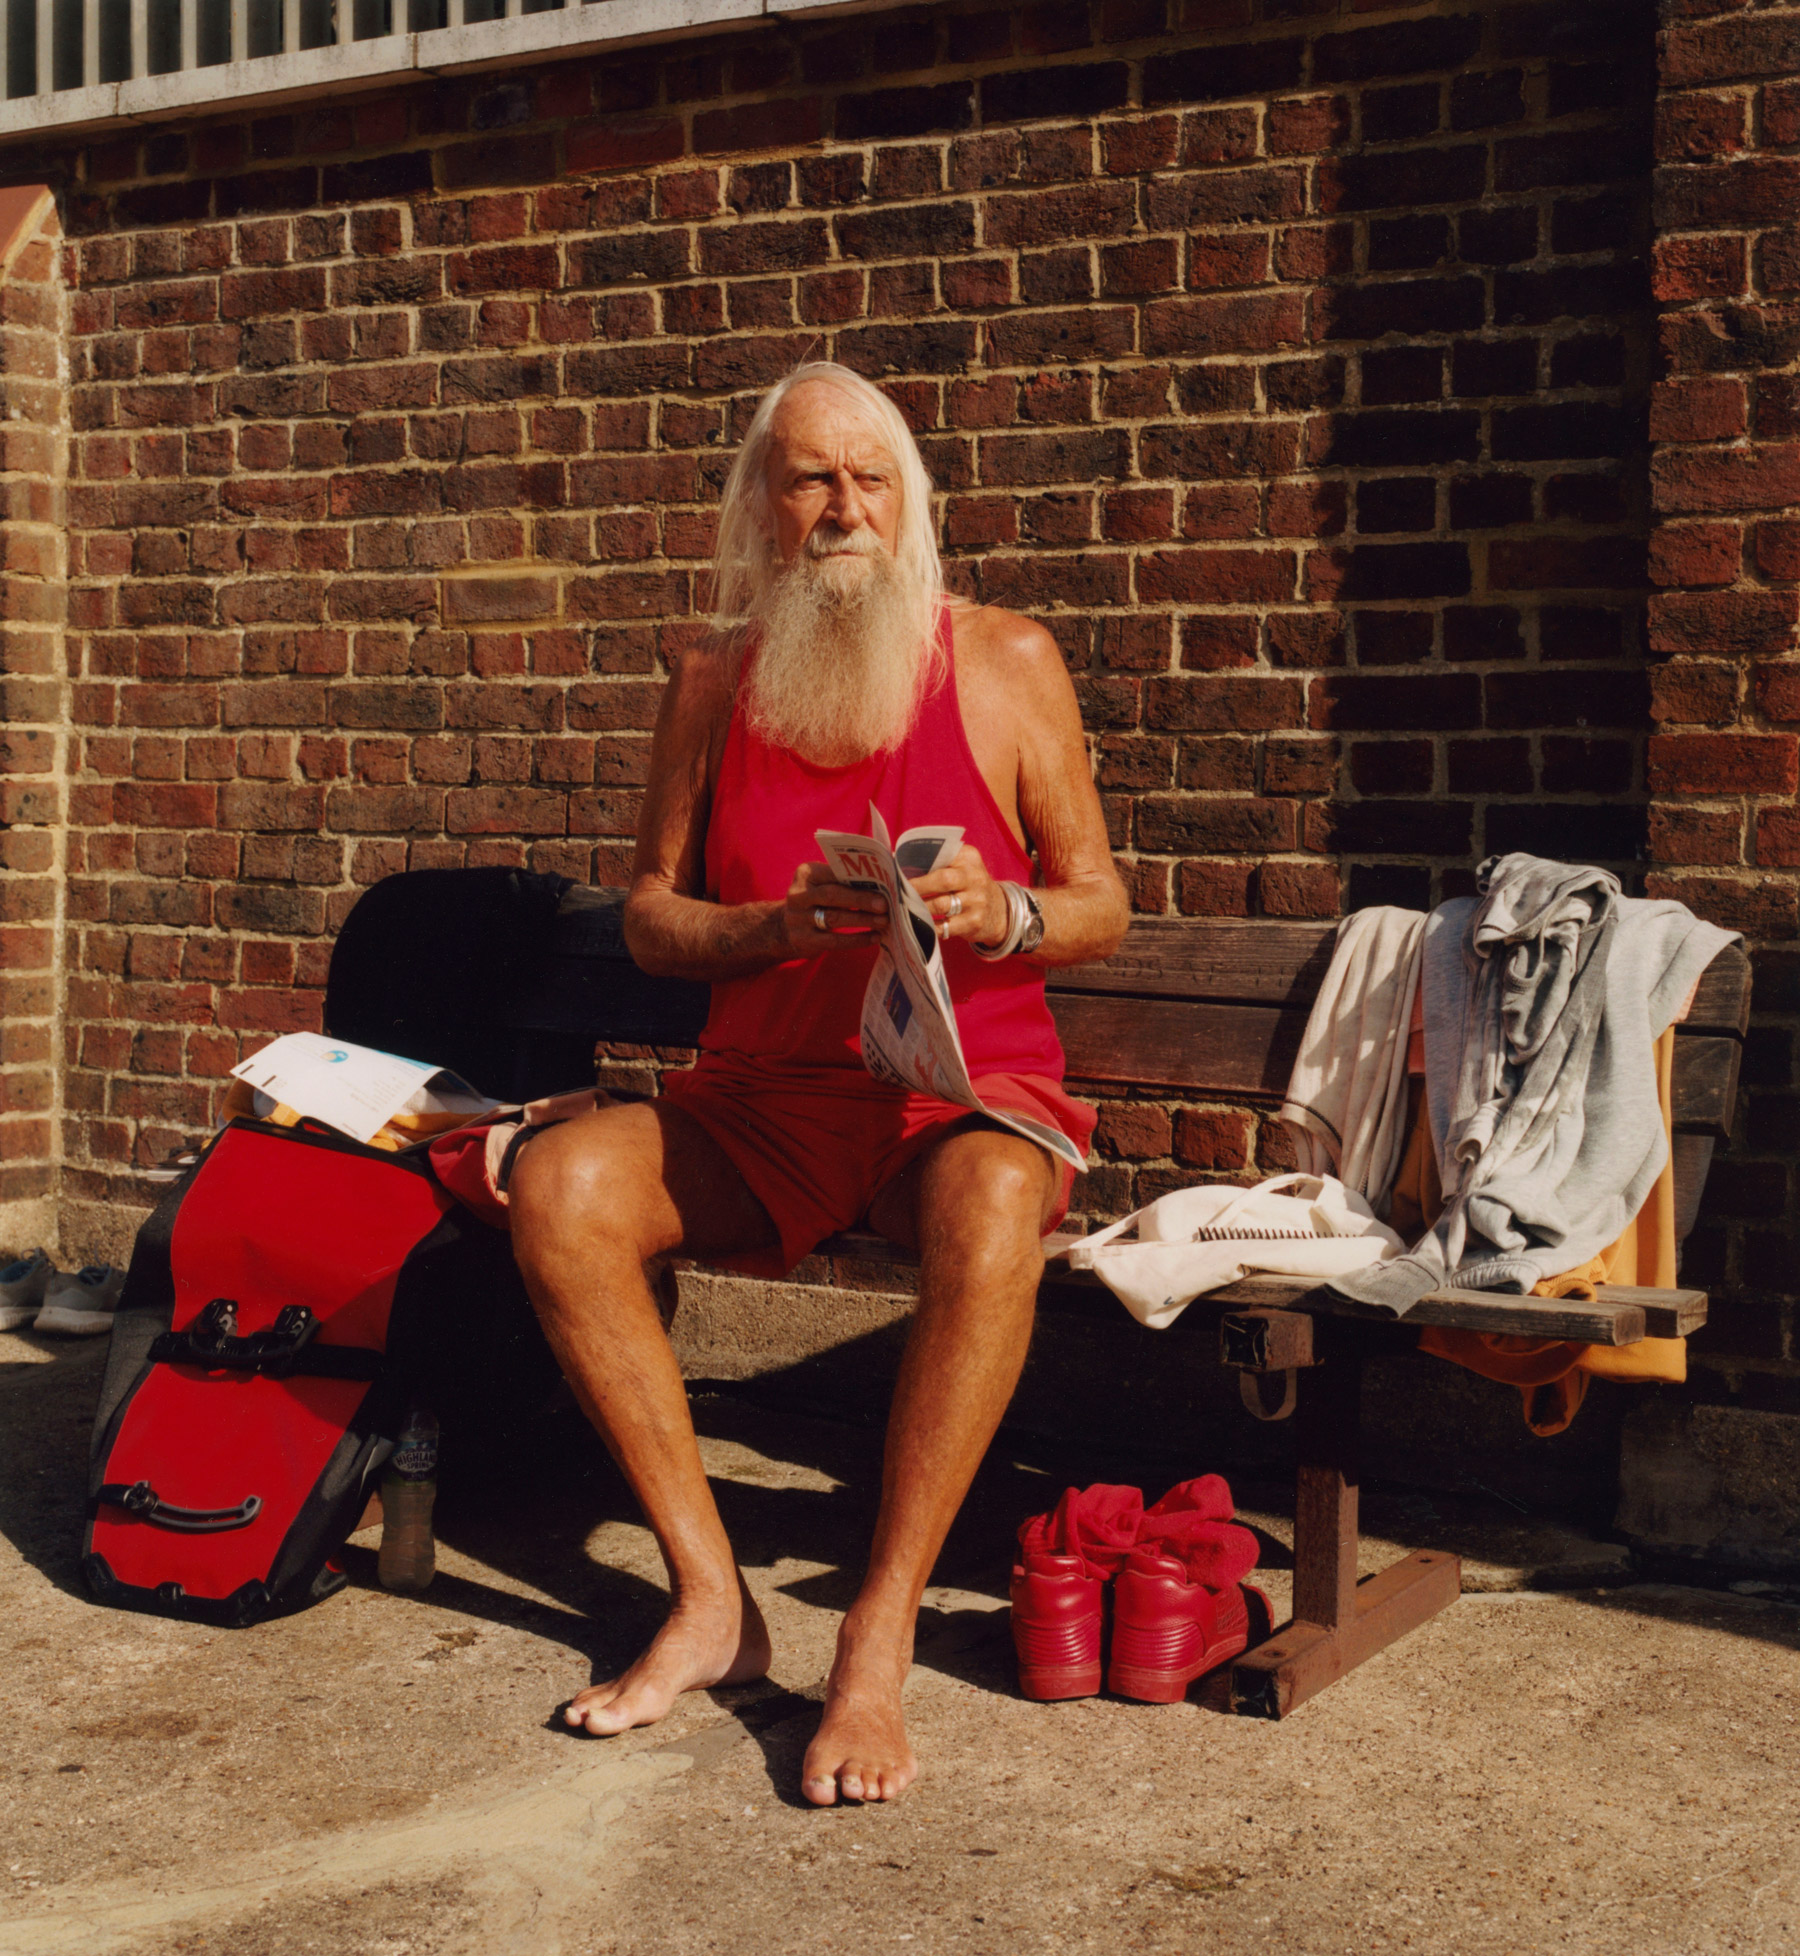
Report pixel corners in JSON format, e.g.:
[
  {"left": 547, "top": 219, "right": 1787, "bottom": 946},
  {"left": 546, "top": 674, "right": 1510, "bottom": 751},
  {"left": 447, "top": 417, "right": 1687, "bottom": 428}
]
[{"left": 324, "top": 1050, "right": 349, "bottom": 1063}]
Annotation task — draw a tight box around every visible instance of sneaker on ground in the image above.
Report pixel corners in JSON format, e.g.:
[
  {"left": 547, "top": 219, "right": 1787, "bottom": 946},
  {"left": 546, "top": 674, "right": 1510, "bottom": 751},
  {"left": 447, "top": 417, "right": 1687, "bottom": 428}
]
[
  {"left": 0, "top": 1249, "right": 56, "bottom": 1331},
  {"left": 36, "top": 1264, "right": 126, "bottom": 1336}
]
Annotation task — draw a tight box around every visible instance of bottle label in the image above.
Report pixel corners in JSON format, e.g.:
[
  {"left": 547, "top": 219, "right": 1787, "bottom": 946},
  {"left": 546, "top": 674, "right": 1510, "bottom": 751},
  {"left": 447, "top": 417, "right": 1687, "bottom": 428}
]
[{"left": 390, "top": 1441, "right": 437, "bottom": 1478}]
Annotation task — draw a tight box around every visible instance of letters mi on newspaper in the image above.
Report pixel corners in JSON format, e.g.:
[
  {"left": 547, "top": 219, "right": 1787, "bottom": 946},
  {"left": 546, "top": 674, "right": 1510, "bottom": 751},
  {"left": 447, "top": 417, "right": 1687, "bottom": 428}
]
[{"left": 817, "top": 803, "right": 1085, "bottom": 1174}]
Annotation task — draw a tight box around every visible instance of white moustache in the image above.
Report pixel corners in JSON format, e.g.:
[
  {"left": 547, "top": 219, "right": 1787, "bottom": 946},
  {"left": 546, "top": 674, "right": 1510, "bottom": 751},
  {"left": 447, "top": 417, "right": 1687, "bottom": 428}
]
[{"left": 806, "top": 526, "right": 884, "bottom": 560}]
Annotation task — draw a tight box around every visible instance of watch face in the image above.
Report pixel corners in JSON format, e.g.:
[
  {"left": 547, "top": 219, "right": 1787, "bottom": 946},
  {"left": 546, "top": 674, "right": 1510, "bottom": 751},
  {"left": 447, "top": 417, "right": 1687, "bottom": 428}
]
[{"left": 1020, "top": 892, "right": 1046, "bottom": 951}]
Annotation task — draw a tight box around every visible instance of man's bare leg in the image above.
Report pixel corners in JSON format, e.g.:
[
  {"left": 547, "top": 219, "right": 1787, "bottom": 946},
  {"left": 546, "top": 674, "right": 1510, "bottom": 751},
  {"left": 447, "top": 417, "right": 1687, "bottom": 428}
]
[
  {"left": 801, "top": 1125, "right": 1056, "bottom": 1805},
  {"left": 508, "top": 1099, "right": 781, "bottom": 1735}
]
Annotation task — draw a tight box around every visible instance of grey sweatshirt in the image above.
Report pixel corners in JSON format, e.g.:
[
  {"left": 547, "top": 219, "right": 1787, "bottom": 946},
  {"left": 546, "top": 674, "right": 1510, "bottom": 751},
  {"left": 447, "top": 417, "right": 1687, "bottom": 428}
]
[{"left": 1329, "top": 853, "right": 1739, "bottom": 1316}]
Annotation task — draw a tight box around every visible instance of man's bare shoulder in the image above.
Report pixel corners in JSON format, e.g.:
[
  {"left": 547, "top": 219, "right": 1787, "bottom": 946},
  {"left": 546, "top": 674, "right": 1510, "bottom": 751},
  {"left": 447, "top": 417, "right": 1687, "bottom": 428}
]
[
  {"left": 950, "top": 602, "right": 1073, "bottom": 710},
  {"left": 657, "top": 635, "right": 740, "bottom": 742}
]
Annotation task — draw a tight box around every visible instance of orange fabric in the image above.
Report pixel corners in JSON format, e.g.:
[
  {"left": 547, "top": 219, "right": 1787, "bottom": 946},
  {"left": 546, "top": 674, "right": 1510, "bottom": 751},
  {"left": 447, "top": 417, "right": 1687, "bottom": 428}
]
[{"left": 1399, "top": 1027, "right": 1684, "bottom": 1436}]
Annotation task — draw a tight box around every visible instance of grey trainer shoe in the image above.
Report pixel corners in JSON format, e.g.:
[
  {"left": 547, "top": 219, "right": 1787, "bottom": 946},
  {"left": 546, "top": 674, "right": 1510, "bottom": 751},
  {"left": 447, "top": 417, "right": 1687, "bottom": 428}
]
[
  {"left": 35, "top": 1264, "right": 126, "bottom": 1337},
  {"left": 0, "top": 1249, "right": 55, "bottom": 1331}
]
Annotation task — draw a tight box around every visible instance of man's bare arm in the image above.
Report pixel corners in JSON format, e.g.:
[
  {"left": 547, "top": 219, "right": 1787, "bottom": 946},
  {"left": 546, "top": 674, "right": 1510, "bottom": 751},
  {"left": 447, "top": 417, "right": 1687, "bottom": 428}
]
[
  {"left": 911, "top": 608, "right": 1129, "bottom": 968},
  {"left": 622, "top": 649, "right": 885, "bottom": 981},
  {"left": 1008, "top": 616, "right": 1131, "bottom": 966}
]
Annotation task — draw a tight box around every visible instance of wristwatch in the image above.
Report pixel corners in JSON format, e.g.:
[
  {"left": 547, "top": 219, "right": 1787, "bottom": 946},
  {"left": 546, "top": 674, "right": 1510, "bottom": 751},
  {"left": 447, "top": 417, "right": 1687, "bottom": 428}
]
[
  {"left": 974, "top": 881, "right": 1045, "bottom": 960},
  {"left": 1016, "top": 884, "right": 1046, "bottom": 954}
]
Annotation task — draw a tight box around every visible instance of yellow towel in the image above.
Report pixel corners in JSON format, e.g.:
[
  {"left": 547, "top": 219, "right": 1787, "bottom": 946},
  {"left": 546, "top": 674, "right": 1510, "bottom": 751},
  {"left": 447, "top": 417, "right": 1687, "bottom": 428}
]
[{"left": 1390, "top": 1027, "right": 1683, "bottom": 1436}]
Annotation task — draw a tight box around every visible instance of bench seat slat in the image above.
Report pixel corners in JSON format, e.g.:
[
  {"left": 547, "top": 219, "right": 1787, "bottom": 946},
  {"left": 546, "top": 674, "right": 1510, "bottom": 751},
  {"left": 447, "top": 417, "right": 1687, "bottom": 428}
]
[{"left": 812, "top": 1231, "right": 1702, "bottom": 1344}]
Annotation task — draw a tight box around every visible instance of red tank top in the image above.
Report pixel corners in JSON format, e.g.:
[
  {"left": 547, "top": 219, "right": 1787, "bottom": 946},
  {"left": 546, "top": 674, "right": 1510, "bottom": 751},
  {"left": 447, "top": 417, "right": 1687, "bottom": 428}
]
[{"left": 698, "top": 612, "right": 1069, "bottom": 1086}]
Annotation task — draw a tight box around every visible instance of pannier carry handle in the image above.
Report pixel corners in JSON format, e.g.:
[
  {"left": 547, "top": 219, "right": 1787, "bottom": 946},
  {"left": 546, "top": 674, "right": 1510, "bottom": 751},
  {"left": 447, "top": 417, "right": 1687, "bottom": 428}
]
[
  {"left": 147, "top": 1300, "right": 383, "bottom": 1382},
  {"left": 95, "top": 1481, "right": 263, "bottom": 1533}
]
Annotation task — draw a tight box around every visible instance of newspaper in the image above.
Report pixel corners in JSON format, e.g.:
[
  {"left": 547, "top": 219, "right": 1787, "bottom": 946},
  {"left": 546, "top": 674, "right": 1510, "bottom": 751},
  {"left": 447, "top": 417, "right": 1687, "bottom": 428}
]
[
  {"left": 229, "top": 1032, "right": 498, "bottom": 1146},
  {"left": 815, "top": 803, "right": 1084, "bottom": 1173}
]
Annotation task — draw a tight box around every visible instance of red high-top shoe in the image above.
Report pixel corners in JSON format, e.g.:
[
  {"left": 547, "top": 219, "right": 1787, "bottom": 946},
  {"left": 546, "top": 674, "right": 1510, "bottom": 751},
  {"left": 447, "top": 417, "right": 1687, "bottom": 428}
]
[
  {"left": 1009, "top": 1552, "right": 1104, "bottom": 1700},
  {"left": 1107, "top": 1546, "right": 1271, "bottom": 1703}
]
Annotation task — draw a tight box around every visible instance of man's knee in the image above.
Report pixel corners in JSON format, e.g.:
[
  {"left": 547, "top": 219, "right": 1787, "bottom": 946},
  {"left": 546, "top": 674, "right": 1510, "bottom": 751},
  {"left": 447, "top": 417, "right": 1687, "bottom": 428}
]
[
  {"left": 921, "top": 1130, "right": 1055, "bottom": 1246},
  {"left": 508, "top": 1113, "right": 665, "bottom": 1263}
]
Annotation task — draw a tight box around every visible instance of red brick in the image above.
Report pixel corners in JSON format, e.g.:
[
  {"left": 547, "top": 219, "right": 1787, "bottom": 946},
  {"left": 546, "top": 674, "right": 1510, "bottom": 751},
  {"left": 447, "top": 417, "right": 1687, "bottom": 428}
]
[
  {"left": 1137, "top": 549, "right": 1296, "bottom": 606},
  {"left": 1754, "top": 662, "right": 1800, "bottom": 723},
  {"left": 1644, "top": 872, "right": 1798, "bottom": 940},
  {"left": 1141, "top": 291, "right": 1306, "bottom": 358},
  {"left": 1656, "top": 157, "right": 1800, "bottom": 227},
  {"left": 1662, "top": 16, "right": 1800, "bottom": 90},
  {"left": 1259, "top": 860, "right": 1339, "bottom": 917},
  {"left": 1094, "top": 1101, "right": 1173, "bottom": 1160},
  {"left": 1755, "top": 806, "right": 1800, "bottom": 869},
  {"left": 1648, "top": 733, "right": 1799, "bottom": 796},
  {"left": 1650, "top": 805, "right": 1744, "bottom": 867},
  {"left": 565, "top": 117, "right": 685, "bottom": 175},
  {"left": 1654, "top": 90, "right": 1749, "bottom": 162},
  {"left": 1769, "top": 78, "right": 1800, "bottom": 147},
  {"left": 1654, "top": 444, "right": 1800, "bottom": 512},
  {"left": 1143, "top": 674, "right": 1305, "bottom": 732},
  {"left": 1175, "top": 859, "right": 1254, "bottom": 919},
  {"left": 1764, "top": 229, "right": 1800, "bottom": 296},
  {"left": 1648, "top": 376, "right": 1747, "bottom": 443},
  {"left": 1653, "top": 659, "right": 1742, "bottom": 727},
  {"left": 1649, "top": 588, "right": 1800, "bottom": 655},
  {"left": 1649, "top": 522, "right": 1743, "bottom": 589},
  {"left": 1171, "top": 1107, "right": 1250, "bottom": 1169},
  {"left": 1652, "top": 234, "right": 1748, "bottom": 302}
]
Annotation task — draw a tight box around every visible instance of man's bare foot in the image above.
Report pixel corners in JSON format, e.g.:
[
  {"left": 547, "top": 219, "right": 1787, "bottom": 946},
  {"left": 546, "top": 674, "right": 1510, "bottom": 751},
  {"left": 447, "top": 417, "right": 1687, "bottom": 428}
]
[
  {"left": 801, "top": 1634, "right": 918, "bottom": 1805},
  {"left": 564, "top": 1576, "right": 771, "bottom": 1737}
]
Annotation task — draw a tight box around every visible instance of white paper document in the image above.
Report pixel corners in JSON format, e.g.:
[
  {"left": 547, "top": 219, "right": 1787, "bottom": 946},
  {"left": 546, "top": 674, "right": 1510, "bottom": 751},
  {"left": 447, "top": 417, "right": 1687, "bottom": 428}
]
[
  {"left": 229, "top": 1032, "right": 494, "bottom": 1146},
  {"left": 814, "top": 804, "right": 1085, "bottom": 1174}
]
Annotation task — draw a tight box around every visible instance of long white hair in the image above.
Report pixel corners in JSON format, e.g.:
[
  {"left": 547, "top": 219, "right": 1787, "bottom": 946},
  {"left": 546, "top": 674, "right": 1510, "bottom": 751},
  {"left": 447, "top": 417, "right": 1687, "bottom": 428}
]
[{"left": 712, "top": 361, "right": 945, "bottom": 668}]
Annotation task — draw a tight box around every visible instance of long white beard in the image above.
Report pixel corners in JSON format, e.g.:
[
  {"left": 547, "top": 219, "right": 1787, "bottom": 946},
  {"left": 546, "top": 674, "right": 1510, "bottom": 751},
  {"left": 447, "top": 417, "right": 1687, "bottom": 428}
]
[{"left": 741, "top": 536, "right": 935, "bottom": 766}]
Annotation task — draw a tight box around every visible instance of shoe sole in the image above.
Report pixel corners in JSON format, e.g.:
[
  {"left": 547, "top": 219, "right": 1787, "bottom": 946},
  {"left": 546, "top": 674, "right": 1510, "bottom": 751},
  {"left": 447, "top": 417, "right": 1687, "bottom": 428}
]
[
  {"left": 0, "top": 1303, "right": 43, "bottom": 1331},
  {"left": 1017, "top": 1663, "right": 1103, "bottom": 1701},
  {"left": 34, "top": 1306, "right": 116, "bottom": 1336}
]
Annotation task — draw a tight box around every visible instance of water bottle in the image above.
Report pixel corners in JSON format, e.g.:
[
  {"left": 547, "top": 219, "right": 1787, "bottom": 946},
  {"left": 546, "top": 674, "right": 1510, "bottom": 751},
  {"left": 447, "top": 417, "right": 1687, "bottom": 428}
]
[{"left": 377, "top": 1407, "right": 439, "bottom": 1593}]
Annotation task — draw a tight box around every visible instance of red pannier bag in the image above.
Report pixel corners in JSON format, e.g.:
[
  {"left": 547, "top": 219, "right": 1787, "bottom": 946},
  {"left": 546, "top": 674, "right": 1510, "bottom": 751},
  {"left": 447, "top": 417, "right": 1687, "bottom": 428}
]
[{"left": 86, "top": 1119, "right": 465, "bottom": 1627}]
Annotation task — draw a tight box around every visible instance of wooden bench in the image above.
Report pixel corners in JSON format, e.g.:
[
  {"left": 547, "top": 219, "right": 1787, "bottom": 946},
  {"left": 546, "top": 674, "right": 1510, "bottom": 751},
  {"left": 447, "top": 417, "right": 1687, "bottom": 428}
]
[{"left": 492, "top": 888, "right": 1753, "bottom": 1718}]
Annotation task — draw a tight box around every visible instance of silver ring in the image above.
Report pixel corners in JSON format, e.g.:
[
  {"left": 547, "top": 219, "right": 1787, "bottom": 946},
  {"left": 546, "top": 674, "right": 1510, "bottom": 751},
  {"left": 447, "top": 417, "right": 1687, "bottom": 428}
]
[
  {"left": 945, "top": 894, "right": 962, "bottom": 919},
  {"left": 813, "top": 906, "right": 828, "bottom": 933}
]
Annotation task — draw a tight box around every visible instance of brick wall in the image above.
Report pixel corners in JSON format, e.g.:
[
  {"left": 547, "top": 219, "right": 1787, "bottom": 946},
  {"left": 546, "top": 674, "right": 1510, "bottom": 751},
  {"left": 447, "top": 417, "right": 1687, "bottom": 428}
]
[
  {"left": 0, "top": 187, "right": 69, "bottom": 1256},
  {"left": 5, "top": 0, "right": 1663, "bottom": 1261},
  {"left": 1649, "top": 1, "right": 1800, "bottom": 1414}
]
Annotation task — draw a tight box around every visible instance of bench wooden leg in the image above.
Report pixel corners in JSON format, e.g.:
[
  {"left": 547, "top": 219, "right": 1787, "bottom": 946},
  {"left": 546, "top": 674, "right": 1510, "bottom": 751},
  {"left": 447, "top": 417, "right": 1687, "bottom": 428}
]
[{"left": 1227, "top": 1332, "right": 1461, "bottom": 1719}]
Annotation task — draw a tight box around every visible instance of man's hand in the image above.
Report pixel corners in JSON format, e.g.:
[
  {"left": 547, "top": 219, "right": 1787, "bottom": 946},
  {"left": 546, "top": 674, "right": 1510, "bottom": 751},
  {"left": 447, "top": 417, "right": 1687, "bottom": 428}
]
[
  {"left": 907, "top": 844, "right": 1011, "bottom": 947},
  {"left": 783, "top": 860, "right": 888, "bottom": 957}
]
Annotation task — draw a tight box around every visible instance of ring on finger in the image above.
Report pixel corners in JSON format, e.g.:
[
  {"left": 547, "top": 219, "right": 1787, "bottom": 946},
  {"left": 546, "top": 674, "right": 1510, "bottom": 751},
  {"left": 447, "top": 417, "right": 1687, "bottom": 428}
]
[
  {"left": 945, "top": 894, "right": 962, "bottom": 920},
  {"left": 813, "top": 905, "right": 828, "bottom": 933}
]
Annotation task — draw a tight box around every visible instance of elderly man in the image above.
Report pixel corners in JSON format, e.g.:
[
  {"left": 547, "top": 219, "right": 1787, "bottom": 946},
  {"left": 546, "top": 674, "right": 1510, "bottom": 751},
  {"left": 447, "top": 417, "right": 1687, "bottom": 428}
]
[{"left": 509, "top": 361, "right": 1128, "bottom": 1806}]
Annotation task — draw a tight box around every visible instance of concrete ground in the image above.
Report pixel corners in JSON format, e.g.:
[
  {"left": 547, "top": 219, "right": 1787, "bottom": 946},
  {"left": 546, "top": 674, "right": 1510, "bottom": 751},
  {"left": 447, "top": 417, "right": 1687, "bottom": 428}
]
[{"left": 4, "top": 1325, "right": 1799, "bottom": 1956}]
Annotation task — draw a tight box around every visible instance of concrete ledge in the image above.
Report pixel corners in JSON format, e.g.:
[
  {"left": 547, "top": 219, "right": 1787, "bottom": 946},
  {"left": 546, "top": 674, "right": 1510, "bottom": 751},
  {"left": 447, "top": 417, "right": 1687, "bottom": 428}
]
[{"left": 1617, "top": 1399, "right": 1800, "bottom": 1574}]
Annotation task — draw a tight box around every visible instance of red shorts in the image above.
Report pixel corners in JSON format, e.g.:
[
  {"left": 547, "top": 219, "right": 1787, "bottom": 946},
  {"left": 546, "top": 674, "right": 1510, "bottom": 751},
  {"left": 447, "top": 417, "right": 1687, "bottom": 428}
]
[{"left": 660, "top": 1056, "right": 1094, "bottom": 1278}]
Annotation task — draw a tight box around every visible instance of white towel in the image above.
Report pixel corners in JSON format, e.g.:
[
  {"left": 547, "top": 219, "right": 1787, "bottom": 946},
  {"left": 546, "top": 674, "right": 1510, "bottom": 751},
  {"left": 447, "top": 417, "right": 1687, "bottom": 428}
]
[
  {"left": 1066, "top": 1173, "right": 1405, "bottom": 1330},
  {"left": 1277, "top": 907, "right": 1424, "bottom": 1215}
]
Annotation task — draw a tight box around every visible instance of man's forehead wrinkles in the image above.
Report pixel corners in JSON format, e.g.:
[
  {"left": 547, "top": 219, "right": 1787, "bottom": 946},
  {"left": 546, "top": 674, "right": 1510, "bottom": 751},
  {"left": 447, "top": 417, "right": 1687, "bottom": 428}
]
[{"left": 773, "top": 430, "right": 896, "bottom": 475}]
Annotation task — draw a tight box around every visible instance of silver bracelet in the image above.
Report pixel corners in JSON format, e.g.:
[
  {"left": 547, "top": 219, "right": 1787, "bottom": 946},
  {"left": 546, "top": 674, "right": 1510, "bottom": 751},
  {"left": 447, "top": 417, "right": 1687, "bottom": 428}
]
[{"left": 972, "top": 881, "right": 1027, "bottom": 961}]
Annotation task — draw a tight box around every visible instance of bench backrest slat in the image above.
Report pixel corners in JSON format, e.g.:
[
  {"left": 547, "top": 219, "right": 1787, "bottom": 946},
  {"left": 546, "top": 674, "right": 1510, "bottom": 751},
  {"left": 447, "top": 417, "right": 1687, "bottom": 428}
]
[
  {"left": 1049, "top": 995, "right": 1302, "bottom": 1097},
  {"left": 525, "top": 889, "right": 1750, "bottom": 1140},
  {"left": 1045, "top": 917, "right": 1334, "bottom": 1006}
]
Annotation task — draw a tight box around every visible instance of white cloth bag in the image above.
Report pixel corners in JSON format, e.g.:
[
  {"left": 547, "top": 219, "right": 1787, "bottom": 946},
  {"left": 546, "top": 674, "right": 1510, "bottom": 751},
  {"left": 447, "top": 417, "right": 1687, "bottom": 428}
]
[{"left": 1064, "top": 1173, "right": 1406, "bottom": 1331}]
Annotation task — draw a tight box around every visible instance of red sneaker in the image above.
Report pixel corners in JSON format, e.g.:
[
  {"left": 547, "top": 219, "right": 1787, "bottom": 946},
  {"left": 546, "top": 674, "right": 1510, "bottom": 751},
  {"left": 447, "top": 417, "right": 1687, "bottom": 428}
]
[
  {"left": 1107, "top": 1548, "right": 1270, "bottom": 1703},
  {"left": 1009, "top": 1552, "right": 1104, "bottom": 1700}
]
